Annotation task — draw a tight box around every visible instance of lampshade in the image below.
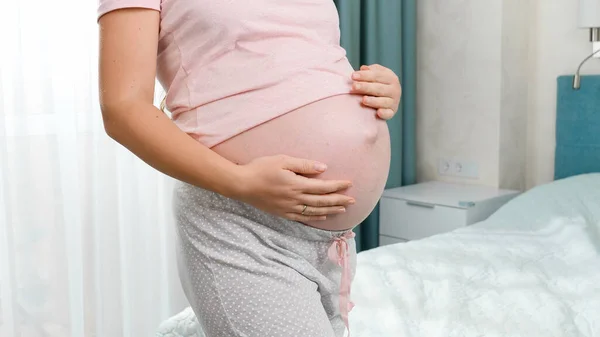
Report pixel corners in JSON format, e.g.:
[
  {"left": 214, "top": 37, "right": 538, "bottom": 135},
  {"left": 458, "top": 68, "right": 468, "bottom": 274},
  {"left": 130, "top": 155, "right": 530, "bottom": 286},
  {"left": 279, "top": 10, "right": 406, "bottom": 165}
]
[{"left": 580, "top": 0, "right": 600, "bottom": 28}]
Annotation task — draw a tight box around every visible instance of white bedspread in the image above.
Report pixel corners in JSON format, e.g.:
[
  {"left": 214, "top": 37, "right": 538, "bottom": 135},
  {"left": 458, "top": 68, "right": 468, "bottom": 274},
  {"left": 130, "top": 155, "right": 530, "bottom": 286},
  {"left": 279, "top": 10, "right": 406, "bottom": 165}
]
[
  {"left": 351, "top": 174, "right": 600, "bottom": 337},
  {"left": 156, "top": 174, "right": 600, "bottom": 337}
]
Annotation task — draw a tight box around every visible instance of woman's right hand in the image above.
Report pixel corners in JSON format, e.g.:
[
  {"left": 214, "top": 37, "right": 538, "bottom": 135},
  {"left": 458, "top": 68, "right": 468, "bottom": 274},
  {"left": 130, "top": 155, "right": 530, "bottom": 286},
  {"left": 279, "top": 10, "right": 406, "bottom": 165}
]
[{"left": 232, "top": 155, "right": 355, "bottom": 222}]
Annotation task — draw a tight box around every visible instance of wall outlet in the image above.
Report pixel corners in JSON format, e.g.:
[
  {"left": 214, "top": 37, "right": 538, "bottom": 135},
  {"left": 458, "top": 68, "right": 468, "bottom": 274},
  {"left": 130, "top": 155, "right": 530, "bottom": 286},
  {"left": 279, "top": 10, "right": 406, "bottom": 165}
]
[
  {"left": 438, "top": 157, "right": 479, "bottom": 179},
  {"left": 438, "top": 158, "right": 452, "bottom": 175}
]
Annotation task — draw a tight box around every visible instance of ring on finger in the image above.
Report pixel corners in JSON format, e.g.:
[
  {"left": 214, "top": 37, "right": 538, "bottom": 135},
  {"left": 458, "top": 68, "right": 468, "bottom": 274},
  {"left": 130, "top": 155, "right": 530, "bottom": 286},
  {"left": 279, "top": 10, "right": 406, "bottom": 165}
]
[{"left": 301, "top": 204, "right": 308, "bottom": 215}]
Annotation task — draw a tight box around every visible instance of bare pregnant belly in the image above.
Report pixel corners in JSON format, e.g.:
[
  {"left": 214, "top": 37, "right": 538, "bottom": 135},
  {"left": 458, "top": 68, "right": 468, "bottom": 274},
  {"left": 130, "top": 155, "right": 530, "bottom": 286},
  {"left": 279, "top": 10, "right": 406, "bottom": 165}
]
[{"left": 212, "top": 94, "right": 391, "bottom": 231}]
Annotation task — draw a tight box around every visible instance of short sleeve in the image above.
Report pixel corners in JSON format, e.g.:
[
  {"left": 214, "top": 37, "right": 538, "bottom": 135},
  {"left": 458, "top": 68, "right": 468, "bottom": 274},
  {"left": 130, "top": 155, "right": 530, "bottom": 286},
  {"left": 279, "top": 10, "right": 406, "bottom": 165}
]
[{"left": 98, "top": 0, "right": 161, "bottom": 20}]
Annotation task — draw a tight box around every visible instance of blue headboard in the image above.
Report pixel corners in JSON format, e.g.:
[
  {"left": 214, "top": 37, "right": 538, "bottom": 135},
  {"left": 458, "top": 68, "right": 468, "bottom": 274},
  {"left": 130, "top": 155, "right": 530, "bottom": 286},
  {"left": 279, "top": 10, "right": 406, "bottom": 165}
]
[{"left": 554, "top": 75, "right": 600, "bottom": 180}]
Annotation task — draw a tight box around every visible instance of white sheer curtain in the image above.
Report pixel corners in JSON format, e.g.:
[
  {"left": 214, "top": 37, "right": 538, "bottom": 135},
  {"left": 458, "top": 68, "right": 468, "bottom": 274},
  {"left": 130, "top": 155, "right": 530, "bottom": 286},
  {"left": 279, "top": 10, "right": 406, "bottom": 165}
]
[{"left": 0, "top": 1, "right": 188, "bottom": 336}]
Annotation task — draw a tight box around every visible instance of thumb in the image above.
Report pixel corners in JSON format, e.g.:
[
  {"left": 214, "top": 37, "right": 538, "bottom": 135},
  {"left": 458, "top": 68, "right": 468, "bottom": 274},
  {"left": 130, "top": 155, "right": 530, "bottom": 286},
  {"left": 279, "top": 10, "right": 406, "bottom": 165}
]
[{"left": 280, "top": 156, "right": 328, "bottom": 175}]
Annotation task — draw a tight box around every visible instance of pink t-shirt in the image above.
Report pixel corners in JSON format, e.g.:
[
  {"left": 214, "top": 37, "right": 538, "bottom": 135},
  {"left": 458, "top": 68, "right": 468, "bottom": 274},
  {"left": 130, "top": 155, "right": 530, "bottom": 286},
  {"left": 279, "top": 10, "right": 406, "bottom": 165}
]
[{"left": 98, "top": 0, "right": 354, "bottom": 147}]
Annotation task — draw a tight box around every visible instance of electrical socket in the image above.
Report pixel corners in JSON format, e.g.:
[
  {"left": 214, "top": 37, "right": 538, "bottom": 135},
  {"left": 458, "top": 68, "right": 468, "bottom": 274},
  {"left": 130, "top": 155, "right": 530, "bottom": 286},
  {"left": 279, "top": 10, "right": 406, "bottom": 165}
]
[
  {"left": 438, "top": 157, "right": 479, "bottom": 179},
  {"left": 438, "top": 158, "right": 452, "bottom": 175}
]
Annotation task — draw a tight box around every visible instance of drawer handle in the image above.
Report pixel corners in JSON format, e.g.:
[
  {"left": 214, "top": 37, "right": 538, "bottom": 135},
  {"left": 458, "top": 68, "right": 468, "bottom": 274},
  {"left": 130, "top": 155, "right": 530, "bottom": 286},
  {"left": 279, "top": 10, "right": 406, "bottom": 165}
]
[{"left": 406, "top": 200, "right": 436, "bottom": 209}]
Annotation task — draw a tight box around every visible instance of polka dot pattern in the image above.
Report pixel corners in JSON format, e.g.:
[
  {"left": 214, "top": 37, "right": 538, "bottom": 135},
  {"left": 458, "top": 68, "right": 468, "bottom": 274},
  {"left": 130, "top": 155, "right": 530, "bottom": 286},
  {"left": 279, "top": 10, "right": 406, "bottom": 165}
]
[{"left": 172, "top": 181, "right": 357, "bottom": 337}]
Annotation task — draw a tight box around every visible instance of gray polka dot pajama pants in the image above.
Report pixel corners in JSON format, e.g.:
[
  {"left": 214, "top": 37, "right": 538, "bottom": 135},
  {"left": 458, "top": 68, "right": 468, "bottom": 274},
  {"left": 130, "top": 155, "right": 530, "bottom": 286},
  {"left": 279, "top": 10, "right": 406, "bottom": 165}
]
[{"left": 173, "top": 182, "right": 357, "bottom": 337}]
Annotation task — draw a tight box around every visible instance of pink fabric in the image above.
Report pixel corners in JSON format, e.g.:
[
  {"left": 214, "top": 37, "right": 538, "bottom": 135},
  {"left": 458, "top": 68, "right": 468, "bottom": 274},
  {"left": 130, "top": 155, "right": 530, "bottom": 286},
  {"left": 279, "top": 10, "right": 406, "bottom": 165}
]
[
  {"left": 97, "top": 0, "right": 354, "bottom": 148},
  {"left": 328, "top": 231, "right": 356, "bottom": 336},
  {"left": 97, "top": 0, "right": 160, "bottom": 18}
]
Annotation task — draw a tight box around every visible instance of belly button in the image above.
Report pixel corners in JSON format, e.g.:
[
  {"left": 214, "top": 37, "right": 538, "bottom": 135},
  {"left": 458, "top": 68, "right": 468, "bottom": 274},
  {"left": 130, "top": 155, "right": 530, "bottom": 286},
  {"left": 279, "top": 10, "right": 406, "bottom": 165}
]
[{"left": 363, "top": 126, "right": 379, "bottom": 144}]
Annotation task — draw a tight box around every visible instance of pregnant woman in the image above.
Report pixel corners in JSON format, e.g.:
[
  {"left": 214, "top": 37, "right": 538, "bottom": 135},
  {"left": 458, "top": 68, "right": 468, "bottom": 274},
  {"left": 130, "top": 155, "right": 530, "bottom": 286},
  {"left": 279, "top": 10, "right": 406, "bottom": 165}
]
[{"left": 98, "top": 1, "right": 401, "bottom": 336}]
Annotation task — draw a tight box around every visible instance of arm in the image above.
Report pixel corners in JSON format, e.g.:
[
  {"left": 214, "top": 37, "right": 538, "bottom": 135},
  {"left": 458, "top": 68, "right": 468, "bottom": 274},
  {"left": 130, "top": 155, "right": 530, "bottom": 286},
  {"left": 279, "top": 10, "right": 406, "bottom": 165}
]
[
  {"left": 98, "top": 9, "right": 353, "bottom": 221},
  {"left": 99, "top": 8, "right": 242, "bottom": 197}
]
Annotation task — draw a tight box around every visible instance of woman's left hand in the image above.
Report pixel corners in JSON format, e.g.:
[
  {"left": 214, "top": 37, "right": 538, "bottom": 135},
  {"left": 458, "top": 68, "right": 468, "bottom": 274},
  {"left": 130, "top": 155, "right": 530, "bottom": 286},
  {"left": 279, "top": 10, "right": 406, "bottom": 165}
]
[{"left": 351, "top": 64, "right": 401, "bottom": 120}]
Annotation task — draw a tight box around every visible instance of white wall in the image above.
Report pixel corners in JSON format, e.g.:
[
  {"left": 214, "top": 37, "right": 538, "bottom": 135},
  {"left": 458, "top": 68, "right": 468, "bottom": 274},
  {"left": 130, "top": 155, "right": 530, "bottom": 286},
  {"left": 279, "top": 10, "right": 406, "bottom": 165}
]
[
  {"left": 416, "top": 0, "right": 600, "bottom": 190},
  {"left": 499, "top": 0, "right": 531, "bottom": 190},
  {"left": 527, "top": 1, "right": 600, "bottom": 188},
  {"left": 417, "top": 0, "right": 502, "bottom": 188}
]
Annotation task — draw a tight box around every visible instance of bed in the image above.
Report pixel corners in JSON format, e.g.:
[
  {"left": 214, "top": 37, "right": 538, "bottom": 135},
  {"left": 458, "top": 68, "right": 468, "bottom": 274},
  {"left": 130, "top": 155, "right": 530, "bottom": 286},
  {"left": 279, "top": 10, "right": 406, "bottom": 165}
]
[
  {"left": 350, "top": 173, "right": 600, "bottom": 336},
  {"left": 155, "top": 76, "right": 600, "bottom": 337}
]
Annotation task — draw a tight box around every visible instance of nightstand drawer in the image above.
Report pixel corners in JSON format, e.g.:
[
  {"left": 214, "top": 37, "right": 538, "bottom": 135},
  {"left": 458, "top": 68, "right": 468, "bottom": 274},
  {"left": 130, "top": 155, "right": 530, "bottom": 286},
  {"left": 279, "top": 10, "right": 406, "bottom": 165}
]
[
  {"left": 379, "top": 198, "right": 467, "bottom": 240},
  {"left": 379, "top": 235, "right": 407, "bottom": 246}
]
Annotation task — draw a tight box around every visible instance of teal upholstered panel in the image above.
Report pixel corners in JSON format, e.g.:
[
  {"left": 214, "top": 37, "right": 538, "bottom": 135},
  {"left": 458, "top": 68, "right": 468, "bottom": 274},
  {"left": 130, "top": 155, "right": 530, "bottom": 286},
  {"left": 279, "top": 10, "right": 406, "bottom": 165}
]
[{"left": 555, "top": 75, "right": 600, "bottom": 180}]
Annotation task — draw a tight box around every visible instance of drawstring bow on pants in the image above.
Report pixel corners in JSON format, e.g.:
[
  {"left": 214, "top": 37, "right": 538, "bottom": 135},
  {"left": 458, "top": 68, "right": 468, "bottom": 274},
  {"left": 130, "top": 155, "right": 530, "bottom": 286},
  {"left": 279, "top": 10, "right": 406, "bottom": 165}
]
[{"left": 327, "top": 231, "right": 355, "bottom": 336}]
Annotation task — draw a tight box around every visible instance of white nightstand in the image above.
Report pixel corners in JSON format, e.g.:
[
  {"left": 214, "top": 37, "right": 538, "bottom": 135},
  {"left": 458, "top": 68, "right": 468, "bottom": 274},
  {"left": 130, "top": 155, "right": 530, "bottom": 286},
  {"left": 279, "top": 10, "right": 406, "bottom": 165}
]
[{"left": 379, "top": 181, "right": 520, "bottom": 245}]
